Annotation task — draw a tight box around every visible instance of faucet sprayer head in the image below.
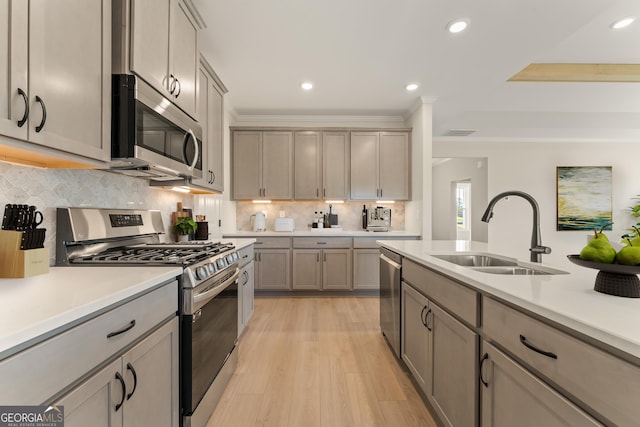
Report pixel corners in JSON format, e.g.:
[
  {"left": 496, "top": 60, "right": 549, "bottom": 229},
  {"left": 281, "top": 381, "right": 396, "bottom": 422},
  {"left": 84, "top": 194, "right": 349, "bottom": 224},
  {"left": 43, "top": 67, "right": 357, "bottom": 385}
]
[{"left": 481, "top": 209, "right": 493, "bottom": 223}]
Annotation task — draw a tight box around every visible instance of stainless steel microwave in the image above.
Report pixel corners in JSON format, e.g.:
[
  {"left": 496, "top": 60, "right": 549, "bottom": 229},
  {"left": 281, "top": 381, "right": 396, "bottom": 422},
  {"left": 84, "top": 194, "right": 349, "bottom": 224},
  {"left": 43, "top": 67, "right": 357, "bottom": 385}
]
[{"left": 110, "top": 74, "right": 203, "bottom": 181}]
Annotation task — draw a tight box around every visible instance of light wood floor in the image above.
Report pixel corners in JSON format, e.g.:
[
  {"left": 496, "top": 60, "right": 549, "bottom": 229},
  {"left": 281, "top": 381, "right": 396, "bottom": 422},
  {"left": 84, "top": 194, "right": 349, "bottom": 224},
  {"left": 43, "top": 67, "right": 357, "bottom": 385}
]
[{"left": 206, "top": 296, "right": 438, "bottom": 427}]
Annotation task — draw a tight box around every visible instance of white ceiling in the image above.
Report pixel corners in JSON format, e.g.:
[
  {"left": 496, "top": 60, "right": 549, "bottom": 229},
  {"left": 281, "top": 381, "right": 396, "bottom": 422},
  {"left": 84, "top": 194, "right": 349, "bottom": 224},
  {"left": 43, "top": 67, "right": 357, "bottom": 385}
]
[{"left": 193, "top": 0, "right": 640, "bottom": 140}]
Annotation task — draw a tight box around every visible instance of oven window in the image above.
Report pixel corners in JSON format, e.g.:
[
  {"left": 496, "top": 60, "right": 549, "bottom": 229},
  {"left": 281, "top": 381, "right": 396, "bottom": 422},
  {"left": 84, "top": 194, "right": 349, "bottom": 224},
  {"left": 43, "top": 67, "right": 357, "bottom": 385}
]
[{"left": 183, "top": 281, "right": 238, "bottom": 413}]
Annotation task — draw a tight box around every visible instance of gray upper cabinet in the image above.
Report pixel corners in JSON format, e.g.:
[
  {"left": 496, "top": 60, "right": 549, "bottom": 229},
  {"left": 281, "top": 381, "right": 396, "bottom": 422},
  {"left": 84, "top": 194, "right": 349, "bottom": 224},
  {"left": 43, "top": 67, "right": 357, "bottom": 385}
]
[
  {"left": 294, "top": 131, "right": 322, "bottom": 199},
  {"left": 350, "top": 131, "right": 409, "bottom": 200},
  {"left": 232, "top": 130, "right": 293, "bottom": 200},
  {"left": 322, "top": 131, "right": 349, "bottom": 200},
  {"left": 350, "top": 132, "right": 378, "bottom": 200},
  {"left": 191, "top": 56, "right": 227, "bottom": 192},
  {"left": 0, "top": 0, "right": 110, "bottom": 163},
  {"left": 128, "top": 0, "right": 202, "bottom": 119},
  {"left": 294, "top": 130, "right": 349, "bottom": 200}
]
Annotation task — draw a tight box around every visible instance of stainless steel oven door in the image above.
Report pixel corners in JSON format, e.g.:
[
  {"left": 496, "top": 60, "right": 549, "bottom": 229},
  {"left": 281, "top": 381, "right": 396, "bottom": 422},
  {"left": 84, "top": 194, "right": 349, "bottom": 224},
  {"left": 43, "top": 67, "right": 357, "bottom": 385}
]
[{"left": 182, "top": 267, "right": 239, "bottom": 416}]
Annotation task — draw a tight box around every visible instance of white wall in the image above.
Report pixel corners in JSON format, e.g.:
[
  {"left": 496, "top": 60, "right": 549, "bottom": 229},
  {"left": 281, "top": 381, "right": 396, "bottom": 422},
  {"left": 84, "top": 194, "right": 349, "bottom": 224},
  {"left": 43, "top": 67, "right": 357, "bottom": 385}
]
[
  {"left": 404, "top": 98, "right": 434, "bottom": 238},
  {"left": 432, "top": 157, "right": 488, "bottom": 242},
  {"left": 434, "top": 140, "right": 640, "bottom": 268}
]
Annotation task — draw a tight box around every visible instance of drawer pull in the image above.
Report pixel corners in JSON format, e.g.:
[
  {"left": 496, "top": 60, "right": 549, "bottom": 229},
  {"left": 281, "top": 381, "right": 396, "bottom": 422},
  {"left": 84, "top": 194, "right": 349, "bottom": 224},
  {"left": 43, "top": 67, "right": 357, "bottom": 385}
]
[
  {"left": 317, "top": 242, "right": 327, "bottom": 245},
  {"left": 479, "top": 353, "right": 489, "bottom": 388},
  {"left": 107, "top": 320, "right": 136, "bottom": 338},
  {"left": 519, "top": 334, "right": 558, "bottom": 359},
  {"left": 115, "top": 372, "right": 126, "bottom": 411},
  {"left": 126, "top": 363, "right": 137, "bottom": 400}
]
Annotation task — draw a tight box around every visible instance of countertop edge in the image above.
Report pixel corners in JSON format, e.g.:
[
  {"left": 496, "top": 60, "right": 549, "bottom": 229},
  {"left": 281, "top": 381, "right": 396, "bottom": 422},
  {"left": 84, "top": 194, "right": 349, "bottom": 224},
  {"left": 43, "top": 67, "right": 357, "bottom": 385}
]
[{"left": 0, "top": 267, "right": 182, "bottom": 360}]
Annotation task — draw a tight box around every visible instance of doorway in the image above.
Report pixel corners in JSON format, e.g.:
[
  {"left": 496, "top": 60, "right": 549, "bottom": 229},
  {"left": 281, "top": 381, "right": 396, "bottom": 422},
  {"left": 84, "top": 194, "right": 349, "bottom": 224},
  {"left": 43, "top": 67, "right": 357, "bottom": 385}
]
[{"left": 455, "top": 181, "right": 471, "bottom": 240}]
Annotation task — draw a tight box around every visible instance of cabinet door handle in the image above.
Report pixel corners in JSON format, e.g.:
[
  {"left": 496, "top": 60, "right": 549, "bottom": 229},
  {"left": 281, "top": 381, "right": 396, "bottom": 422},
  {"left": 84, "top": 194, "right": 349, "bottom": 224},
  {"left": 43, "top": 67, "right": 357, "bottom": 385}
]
[
  {"left": 519, "top": 335, "right": 557, "bottom": 359},
  {"left": 316, "top": 188, "right": 319, "bottom": 197},
  {"left": 34, "top": 96, "right": 47, "bottom": 133},
  {"left": 380, "top": 188, "right": 383, "bottom": 198},
  {"left": 174, "top": 78, "right": 181, "bottom": 97},
  {"left": 169, "top": 74, "right": 177, "bottom": 94},
  {"left": 323, "top": 252, "right": 326, "bottom": 262},
  {"left": 323, "top": 188, "right": 326, "bottom": 198},
  {"left": 424, "top": 308, "right": 432, "bottom": 331},
  {"left": 420, "top": 305, "right": 428, "bottom": 327},
  {"left": 316, "top": 253, "right": 319, "bottom": 262},
  {"left": 479, "top": 353, "right": 489, "bottom": 388},
  {"left": 115, "top": 372, "right": 126, "bottom": 411},
  {"left": 126, "top": 363, "right": 137, "bottom": 400},
  {"left": 107, "top": 320, "right": 136, "bottom": 338},
  {"left": 17, "top": 88, "right": 29, "bottom": 127},
  {"left": 211, "top": 172, "right": 215, "bottom": 183}
]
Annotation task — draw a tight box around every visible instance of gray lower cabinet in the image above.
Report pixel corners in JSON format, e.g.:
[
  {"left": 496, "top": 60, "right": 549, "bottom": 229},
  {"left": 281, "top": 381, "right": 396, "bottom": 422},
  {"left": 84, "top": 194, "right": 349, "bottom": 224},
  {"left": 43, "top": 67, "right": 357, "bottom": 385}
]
[
  {"left": 255, "top": 249, "right": 291, "bottom": 290},
  {"left": 480, "top": 341, "right": 600, "bottom": 427},
  {"left": 353, "top": 249, "right": 380, "bottom": 289},
  {"left": 56, "top": 317, "right": 180, "bottom": 427},
  {"left": 239, "top": 260, "right": 255, "bottom": 335},
  {"left": 237, "top": 244, "right": 255, "bottom": 336},
  {"left": 401, "top": 282, "right": 430, "bottom": 393},
  {"left": 292, "top": 249, "right": 352, "bottom": 290},
  {"left": 430, "top": 303, "right": 478, "bottom": 427},
  {"left": 402, "top": 281, "right": 477, "bottom": 427}
]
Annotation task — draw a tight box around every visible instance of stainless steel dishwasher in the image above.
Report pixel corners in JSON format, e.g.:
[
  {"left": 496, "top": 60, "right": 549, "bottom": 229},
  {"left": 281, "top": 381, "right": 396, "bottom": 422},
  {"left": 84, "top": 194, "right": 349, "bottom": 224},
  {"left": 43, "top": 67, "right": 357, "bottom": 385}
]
[{"left": 380, "top": 247, "right": 402, "bottom": 358}]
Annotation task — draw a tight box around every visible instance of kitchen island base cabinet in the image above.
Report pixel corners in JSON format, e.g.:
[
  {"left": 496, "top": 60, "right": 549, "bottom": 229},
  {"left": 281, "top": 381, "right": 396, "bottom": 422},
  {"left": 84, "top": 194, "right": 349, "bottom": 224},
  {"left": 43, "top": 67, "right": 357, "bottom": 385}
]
[
  {"left": 480, "top": 341, "right": 600, "bottom": 427},
  {"left": 56, "top": 317, "right": 180, "bottom": 427},
  {"left": 401, "top": 282, "right": 430, "bottom": 394},
  {"left": 402, "top": 282, "right": 477, "bottom": 427}
]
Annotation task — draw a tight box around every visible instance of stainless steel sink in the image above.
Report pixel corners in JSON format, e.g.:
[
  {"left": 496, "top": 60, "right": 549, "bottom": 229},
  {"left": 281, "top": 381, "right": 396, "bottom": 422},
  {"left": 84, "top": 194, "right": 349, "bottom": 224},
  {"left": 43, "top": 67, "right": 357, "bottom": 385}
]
[
  {"left": 469, "top": 266, "right": 552, "bottom": 275},
  {"left": 431, "top": 254, "right": 517, "bottom": 267},
  {"left": 432, "top": 253, "right": 569, "bottom": 275}
]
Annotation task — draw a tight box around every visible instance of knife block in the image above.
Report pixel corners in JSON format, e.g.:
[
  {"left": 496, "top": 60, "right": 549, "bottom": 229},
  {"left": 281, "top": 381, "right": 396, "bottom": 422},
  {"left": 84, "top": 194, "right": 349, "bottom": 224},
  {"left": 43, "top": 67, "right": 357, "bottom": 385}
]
[{"left": 0, "top": 230, "right": 49, "bottom": 278}]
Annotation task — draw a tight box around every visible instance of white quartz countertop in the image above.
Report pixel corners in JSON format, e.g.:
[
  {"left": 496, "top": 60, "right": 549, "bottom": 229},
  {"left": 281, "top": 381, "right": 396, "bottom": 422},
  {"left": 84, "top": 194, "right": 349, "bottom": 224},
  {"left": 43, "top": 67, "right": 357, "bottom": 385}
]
[
  {"left": 0, "top": 266, "right": 182, "bottom": 360},
  {"left": 378, "top": 240, "right": 640, "bottom": 362},
  {"left": 224, "top": 230, "right": 420, "bottom": 238}
]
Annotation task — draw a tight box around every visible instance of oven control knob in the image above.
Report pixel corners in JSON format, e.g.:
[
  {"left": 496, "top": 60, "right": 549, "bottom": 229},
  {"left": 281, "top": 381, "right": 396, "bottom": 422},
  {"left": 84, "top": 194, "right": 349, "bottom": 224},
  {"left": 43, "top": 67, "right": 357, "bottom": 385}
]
[
  {"left": 206, "top": 263, "right": 216, "bottom": 274},
  {"left": 196, "top": 266, "right": 208, "bottom": 280},
  {"left": 217, "top": 258, "right": 227, "bottom": 269}
]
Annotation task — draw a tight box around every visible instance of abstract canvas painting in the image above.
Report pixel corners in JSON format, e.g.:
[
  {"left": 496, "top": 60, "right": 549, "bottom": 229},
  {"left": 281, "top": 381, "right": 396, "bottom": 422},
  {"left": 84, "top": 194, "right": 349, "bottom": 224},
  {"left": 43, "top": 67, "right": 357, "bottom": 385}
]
[{"left": 556, "top": 166, "right": 612, "bottom": 231}]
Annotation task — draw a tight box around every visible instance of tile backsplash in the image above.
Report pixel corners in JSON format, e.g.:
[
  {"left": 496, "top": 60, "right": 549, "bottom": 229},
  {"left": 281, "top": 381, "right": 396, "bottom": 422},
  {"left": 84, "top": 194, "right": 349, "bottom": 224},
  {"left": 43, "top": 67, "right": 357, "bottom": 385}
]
[
  {"left": 236, "top": 201, "right": 405, "bottom": 231},
  {"left": 0, "top": 162, "right": 193, "bottom": 265}
]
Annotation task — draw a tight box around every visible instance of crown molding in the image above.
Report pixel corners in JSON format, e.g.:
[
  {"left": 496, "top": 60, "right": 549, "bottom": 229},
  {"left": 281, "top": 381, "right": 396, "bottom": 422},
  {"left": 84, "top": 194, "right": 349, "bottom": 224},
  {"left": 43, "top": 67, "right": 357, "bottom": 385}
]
[{"left": 229, "top": 114, "right": 406, "bottom": 126}]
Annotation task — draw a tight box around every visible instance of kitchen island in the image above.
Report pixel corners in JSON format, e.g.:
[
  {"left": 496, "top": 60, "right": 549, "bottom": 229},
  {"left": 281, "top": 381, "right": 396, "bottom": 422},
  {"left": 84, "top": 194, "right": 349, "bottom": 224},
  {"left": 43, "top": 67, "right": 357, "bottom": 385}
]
[{"left": 378, "top": 239, "right": 640, "bottom": 426}]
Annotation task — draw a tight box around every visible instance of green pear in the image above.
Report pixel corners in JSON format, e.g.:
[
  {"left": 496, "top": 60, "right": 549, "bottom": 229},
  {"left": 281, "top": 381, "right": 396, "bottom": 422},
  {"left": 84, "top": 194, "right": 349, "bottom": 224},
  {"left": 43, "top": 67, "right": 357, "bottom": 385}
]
[
  {"left": 616, "top": 239, "right": 640, "bottom": 266},
  {"left": 580, "top": 224, "right": 616, "bottom": 264}
]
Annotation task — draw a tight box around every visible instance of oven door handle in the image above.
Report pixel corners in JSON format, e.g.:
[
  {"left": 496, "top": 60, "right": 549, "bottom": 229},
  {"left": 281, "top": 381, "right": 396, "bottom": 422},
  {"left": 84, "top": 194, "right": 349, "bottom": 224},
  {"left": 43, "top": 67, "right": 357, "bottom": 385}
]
[{"left": 193, "top": 268, "right": 239, "bottom": 307}]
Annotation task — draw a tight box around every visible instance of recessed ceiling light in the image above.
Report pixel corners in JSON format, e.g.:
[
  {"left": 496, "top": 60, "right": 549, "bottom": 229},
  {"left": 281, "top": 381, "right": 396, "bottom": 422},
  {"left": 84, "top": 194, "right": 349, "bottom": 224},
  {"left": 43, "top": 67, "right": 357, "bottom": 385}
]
[
  {"left": 446, "top": 18, "right": 469, "bottom": 34},
  {"left": 301, "top": 82, "right": 314, "bottom": 90},
  {"left": 610, "top": 16, "right": 636, "bottom": 30},
  {"left": 405, "top": 83, "right": 419, "bottom": 91}
]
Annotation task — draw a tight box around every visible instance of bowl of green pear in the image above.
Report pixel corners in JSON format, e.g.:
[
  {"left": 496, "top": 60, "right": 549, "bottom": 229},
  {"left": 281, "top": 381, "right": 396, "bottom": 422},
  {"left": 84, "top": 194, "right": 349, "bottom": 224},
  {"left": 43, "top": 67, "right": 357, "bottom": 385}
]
[{"left": 567, "top": 225, "right": 640, "bottom": 298}]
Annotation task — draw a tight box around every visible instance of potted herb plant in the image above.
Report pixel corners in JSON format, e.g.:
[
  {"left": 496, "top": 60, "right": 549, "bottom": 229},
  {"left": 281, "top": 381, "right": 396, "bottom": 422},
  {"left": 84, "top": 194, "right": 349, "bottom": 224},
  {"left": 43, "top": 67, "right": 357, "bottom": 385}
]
[{"left": 174, "top": 216, "right": 197, "bottom": 242}]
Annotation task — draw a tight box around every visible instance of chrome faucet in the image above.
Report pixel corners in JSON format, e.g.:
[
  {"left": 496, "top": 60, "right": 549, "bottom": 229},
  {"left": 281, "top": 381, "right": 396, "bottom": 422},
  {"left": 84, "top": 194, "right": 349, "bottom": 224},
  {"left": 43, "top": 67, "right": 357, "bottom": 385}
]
[{"left": 481, "top": 191, "right": 551, "bottom": 263}]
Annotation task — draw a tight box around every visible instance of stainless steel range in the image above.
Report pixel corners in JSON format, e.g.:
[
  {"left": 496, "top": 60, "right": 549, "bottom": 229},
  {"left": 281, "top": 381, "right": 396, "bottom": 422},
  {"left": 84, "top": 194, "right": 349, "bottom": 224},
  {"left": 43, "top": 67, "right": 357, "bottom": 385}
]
[{"left": 56, "top": 207, "right": 239, "bottom": 427}]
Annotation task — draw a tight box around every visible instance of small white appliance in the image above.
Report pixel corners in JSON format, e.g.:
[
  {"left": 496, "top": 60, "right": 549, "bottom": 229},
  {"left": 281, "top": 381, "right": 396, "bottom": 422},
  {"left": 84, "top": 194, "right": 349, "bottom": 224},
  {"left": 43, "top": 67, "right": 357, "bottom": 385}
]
[
  {"left": 274, "top": 217, "right": 295, "bottom": 232},
  {"left": 252, "top": 211, "right": 266, "bottom": 232}
]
